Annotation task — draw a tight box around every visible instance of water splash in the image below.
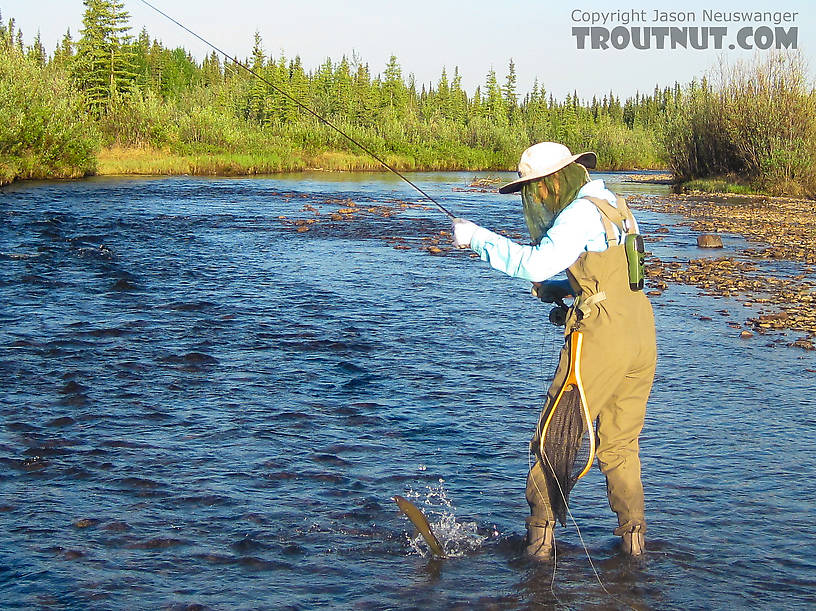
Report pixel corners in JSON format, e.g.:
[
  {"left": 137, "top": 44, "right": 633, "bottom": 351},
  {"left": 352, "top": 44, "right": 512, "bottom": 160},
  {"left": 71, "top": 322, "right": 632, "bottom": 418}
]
[{"left": 403, "top": 479, "right": 485, "bottom": 558}]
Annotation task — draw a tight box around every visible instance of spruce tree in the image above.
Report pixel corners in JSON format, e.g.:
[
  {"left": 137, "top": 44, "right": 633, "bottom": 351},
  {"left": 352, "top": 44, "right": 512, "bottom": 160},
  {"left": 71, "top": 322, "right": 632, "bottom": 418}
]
[
  {"left": 2, "top": 17, "right": 19, "bottom": 51},
  {"left": 382, "top": 55, "right": 406, "bottom": 110},
  {"left": 352, "top": 62, "right": 375, "bottom": 126},
  {"left": 27, "top": 31, "right": 46, "bottom": 66},
  {"left": 202, "top": 51, "right": 222, "bottom": 87},
  {"left": 146, "top": 38, "right": 165, "bottom": 92},
  {"left": 471, "top": 85, "right": 483, "bottom": 119},
  {"left": 245, "top": 31, "right": 267, "bottom": 123},
  {"left": 75, "top": 0, "right": 136, "bottom": 113},
  {"left": 131, "top": 27, "right": 151, "bottom": 90},
  {"left": 504, "top": 58, "right": 518, "bottom": 124},
  {"left": 406, "top": 73, "right": 417, "bottom": 111},
  {"left": 484, "top": 68, "right": 507, "bottom": 126},
  {"left": 267, "top": 54, "right": 290, "bottom": 124},
  {"left": 52, "top": 29, "right": 75, "bottom": 70},
  {"left": 437, "top": 67, "right": 449, "bottom": 118},
  {"left": 334, "top": 56, "right": 353, "bottom": 120},
  {"left": 284, "top": 55, "right": 307, "bottom": 124},
  {"left": 312, "top": 57, "right": 335, "bottom": 117},
  {"left": 449, "top": 67, "right": 466, "bottom": 124}
]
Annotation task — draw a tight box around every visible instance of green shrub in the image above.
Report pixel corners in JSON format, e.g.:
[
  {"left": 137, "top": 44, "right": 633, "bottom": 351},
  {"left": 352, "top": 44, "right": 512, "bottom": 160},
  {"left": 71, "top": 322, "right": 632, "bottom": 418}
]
[
  {"left": 99, "top": 90, "right": 177, "bottom": 148},
  {"left": 0, "top": 48, "right": 98, "bottom": 183},
  {"left": 664, "top": 53, "right": 816, "bottom": 195}
]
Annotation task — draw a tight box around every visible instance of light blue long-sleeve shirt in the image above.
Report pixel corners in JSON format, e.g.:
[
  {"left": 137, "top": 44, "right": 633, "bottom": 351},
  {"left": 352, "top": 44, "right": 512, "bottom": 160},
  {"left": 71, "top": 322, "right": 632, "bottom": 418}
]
[{"left": 469, "top": 179, "right": 636, "bottom": 283}]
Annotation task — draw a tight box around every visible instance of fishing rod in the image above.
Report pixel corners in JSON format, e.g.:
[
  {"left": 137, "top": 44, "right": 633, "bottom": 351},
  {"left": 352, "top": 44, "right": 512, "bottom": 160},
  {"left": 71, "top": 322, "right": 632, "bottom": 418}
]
[{"left": 135, "top": 0, "right": 456, "bottom": 220}]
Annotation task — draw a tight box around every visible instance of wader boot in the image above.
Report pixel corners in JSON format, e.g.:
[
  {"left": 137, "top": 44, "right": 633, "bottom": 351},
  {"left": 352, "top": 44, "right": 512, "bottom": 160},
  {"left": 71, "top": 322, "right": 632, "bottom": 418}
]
[
  {"left": 618, "top": 524, "right": 645, "bottom": 556},
  {"left": 525, "top": 520, "right": 556, "bottom": 559},
  {"left": 526, "top": 195, "right": 656, "bottom": 546}
]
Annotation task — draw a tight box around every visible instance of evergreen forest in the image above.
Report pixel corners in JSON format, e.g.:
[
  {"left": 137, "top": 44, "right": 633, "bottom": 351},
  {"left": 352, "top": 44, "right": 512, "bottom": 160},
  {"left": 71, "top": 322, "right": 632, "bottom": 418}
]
[{"left": 1, "top": 1, "right": 814, "bottom": 196}]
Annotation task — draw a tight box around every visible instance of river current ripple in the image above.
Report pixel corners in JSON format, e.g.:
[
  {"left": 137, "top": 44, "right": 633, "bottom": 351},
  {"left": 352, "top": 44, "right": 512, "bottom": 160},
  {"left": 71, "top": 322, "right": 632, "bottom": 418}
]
[{"left": 0, "top": 172, "right": 814, "bottom": 609}]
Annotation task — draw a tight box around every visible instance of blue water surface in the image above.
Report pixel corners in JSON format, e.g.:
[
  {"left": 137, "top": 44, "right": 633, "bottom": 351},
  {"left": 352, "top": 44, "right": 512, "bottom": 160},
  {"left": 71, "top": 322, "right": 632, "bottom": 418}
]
[{"left": 0, "top": 171, "right": 814, "bottom": 609}]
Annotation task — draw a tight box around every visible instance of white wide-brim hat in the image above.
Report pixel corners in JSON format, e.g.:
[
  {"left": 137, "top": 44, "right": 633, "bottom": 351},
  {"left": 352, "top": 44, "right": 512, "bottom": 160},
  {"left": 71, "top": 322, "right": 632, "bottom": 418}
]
[{"left": 499, "top": 142, "right": 597, "bottom": 194}]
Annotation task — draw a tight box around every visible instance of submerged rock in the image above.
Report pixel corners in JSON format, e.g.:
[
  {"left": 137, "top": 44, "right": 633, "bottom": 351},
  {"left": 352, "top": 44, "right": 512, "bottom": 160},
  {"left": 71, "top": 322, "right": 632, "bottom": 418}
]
[{"left": 697, "top": 234, "right": 723, "bottom": 248}]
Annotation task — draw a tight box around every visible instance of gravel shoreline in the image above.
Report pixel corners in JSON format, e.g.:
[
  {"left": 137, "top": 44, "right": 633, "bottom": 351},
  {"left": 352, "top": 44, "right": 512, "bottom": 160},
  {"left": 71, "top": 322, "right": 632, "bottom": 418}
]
[{"left": 630, "top": 193, "right": 816, "bottom": 350}]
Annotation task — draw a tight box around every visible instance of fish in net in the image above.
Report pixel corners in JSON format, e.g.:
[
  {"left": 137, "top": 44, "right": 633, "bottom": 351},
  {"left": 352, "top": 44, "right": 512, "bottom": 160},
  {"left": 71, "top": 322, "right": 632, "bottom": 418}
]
[{"left": 537, "top": 330, "right": 596, "bottom": 525}]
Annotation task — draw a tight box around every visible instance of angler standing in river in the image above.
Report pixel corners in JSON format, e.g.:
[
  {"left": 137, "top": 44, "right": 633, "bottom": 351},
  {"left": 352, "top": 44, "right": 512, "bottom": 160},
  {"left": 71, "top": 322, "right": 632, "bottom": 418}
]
[{"left": 452, "top": 142, "right": 657, "bottom": 558}]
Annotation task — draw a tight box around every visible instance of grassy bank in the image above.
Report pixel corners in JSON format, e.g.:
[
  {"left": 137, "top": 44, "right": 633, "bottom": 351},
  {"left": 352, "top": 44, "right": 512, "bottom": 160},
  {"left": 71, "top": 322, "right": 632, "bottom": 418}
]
[
  {"left": 97, "top": 146, "right": 309, "bottom": 176},
  {"left": 96, "top": 147, "right": 413, "bottom": 176},
  {"left": 95, "top": 143, "right": 667, "bottom": 179},
  {"left": 95, "top": 146, "right": 507, "bottom": 177},
  {"left": 678, "top": 177, "right": 758, "bottom": 195}
]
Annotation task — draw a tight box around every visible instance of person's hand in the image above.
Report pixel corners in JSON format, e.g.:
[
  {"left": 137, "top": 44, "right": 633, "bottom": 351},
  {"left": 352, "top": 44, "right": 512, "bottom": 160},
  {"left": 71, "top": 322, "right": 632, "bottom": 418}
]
[
  {"left": 452, "top": 218, "right": 479, "bottom": 248},
  {"left": 531, "top": 280, "right": 573, "bottom": 303}
]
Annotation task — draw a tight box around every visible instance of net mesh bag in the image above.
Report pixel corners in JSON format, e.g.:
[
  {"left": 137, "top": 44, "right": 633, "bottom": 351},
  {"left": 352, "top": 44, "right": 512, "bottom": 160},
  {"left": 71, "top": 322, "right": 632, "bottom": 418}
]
[
  {"left": 537, "top": 331, "right": 594, "bottom": 526},
  {"left": 539, "top": 386, "right": 593, "bottom": 525}
]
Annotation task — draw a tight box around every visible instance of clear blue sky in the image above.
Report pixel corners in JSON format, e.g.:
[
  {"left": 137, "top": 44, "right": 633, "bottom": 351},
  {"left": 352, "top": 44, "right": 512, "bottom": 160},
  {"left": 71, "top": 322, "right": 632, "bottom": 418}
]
[{"left": 2, "top": 0, "right": 814, "bottom": 100}]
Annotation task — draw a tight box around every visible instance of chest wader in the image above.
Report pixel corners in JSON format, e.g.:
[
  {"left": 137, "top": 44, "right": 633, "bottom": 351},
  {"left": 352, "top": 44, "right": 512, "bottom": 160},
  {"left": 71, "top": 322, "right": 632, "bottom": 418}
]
[{"left": 525, "top": 195, "right": 657, "bottom": 556}]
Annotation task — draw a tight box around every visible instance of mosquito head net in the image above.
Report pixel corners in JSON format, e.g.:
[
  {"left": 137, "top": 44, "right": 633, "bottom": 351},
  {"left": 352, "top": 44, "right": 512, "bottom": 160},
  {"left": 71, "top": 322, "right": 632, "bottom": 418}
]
[{"left": 521, "top": 162, "right": 590, "bottom": 245}]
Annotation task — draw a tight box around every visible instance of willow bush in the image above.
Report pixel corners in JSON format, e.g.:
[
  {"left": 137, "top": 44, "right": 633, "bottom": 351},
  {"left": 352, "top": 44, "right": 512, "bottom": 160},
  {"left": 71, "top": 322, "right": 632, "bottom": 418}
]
[
  {"left": 664, "top": 53, "right": 816, "bottom": 196},
  {"left": 0, "top": 48, "right": 98, "bottom": 183},
  {"left": 99, "top": 90, "right": 177, "bottom": 149},
  {"left": 590, "top": 121, "right": 665, "bottom": 170}
]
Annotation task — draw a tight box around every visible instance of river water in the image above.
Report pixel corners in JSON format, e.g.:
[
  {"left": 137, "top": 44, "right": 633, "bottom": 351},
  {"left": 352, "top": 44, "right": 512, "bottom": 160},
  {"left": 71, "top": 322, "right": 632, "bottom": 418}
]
[{"left": 1, "top": 172, "right": 814, "bottom": 610}]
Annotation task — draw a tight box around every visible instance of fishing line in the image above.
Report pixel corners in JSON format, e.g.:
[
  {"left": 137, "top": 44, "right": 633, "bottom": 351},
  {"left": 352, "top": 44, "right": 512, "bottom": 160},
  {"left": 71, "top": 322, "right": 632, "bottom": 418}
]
[
  {"left": 527, "top": 450, "right": 564, "bottom": 608},
  {"left": 135, "top": 0, "right": 456, "bottom": 220},
  {"left": 535, "top": 323, "right": 564, "bottom": 605},
  {"left": 530, "top": 331, "right": 635, "bottom": 611},
  {"left": 537, "top": 448, "right": 637, "bottom": 611}
]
